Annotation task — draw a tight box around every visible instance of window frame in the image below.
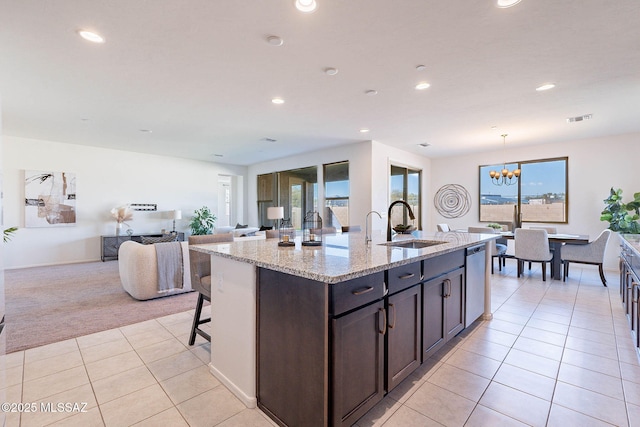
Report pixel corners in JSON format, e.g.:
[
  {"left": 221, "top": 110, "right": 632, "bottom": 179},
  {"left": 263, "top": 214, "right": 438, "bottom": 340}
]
[{"left": 478, "top": 156, "right": 568, "bottom": 224}]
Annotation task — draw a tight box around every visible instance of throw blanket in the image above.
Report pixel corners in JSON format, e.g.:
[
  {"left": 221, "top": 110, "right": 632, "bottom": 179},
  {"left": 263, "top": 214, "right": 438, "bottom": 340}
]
[{"left": 155, "top": 242, "right": 184, "bottom": 292}]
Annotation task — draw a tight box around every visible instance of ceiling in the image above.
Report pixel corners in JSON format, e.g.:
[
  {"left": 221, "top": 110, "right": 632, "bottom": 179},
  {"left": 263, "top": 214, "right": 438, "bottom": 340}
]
[{"left": 1, "top": 0, "right": 639, "bottom": 166}]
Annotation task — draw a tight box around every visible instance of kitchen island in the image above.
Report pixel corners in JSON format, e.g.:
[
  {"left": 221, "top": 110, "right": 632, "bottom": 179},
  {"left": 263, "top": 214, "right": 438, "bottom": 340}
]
[{"left": 190, "top": 230, "right": 497, "bottom": 426}]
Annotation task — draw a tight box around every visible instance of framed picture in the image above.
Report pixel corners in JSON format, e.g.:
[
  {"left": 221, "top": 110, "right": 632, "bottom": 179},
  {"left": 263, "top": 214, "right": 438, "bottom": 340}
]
[{"left": 24, "top": 170, "right": 77, "bottom": 227}]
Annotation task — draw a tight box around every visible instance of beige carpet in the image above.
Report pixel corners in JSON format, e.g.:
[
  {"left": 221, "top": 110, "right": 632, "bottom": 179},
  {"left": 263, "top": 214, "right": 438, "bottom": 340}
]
[{"left": 4, "top": 261, "right": 201, "bottom": 353}]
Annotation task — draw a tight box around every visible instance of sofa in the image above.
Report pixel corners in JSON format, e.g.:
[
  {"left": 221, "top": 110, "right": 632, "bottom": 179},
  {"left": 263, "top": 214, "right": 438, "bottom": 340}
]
[
  {"left": 214, "top": 225, "right": 260, "bottom": 238},
  {"left": 118, "top": 240, "right": 192, "bottom": 300}
]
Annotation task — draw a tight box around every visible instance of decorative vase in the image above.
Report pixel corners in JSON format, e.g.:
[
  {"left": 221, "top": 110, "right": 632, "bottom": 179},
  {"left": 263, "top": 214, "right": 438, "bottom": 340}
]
[{"left": 116, "top": 222, "right": 122, "bottom": 236}]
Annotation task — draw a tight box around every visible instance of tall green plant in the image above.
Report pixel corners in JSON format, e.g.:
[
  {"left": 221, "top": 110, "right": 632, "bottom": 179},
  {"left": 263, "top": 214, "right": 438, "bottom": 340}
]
[
  {"left": 600, "top": 188, "right": 640, "bottom": 234},
  {"left": 189, "top": 206, "right": 217, "bottom": 235}
]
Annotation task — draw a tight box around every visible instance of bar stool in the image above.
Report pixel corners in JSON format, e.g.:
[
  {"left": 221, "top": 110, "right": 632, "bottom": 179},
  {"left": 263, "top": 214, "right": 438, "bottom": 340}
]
[{"left": 188, "top": 233, "right": 233, "bottom": 345}]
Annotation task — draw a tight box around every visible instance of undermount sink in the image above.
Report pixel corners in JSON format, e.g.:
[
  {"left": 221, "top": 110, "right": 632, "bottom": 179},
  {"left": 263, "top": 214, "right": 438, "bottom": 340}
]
[{"left": 379, "top": 240, "right": 446, "bottom": 249}]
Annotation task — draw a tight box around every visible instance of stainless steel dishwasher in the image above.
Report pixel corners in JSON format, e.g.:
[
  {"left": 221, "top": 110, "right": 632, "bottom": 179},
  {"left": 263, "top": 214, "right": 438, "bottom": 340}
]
[{"left": 465, "top": 244, "right": 486, "bottom": 327}]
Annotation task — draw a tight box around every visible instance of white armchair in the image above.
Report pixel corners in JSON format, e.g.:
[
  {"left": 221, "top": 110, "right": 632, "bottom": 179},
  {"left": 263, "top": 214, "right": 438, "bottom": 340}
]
[{"left": 561, "top": 229, "right": 611, "bottom": 286}]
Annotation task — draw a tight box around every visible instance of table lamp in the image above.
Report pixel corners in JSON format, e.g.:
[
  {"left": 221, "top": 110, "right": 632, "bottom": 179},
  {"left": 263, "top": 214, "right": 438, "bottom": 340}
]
[
  {"left": 169, "top": 209, "right": 182, "bottom": 233},
  {"left": 267, "top": 207, "right": 284, "bottom": 231}
]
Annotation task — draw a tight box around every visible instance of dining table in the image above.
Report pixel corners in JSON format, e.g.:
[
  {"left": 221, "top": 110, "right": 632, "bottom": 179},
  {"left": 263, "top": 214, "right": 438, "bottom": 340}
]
[{"left": 497, "top": 232, "right": 590, "bottom": 280}]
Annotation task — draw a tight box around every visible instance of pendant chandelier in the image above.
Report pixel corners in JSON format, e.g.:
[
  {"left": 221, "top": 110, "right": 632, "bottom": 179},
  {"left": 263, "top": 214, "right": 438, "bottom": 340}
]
[{"left": 489, "top": 134, "right": 520, "bottom": 186}]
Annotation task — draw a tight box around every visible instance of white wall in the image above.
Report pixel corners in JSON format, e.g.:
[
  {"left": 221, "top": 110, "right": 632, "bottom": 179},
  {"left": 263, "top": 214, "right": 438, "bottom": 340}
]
[
  {"left": 3, "top": 136, "right": 247, "bottom": 269},
  {"left": 430, "top": 132, "right": 640, "bottom": 270},
  {"left": 371, "top": 141, "right": 432, "bottom": 233},
  {"left": 247, "top": 141, "right": 432, "bottom": 236}
]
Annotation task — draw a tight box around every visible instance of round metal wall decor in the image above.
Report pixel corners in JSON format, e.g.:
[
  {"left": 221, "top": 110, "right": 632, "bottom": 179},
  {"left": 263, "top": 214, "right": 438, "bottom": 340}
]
[{"left": 434, "top": 184, "right": 471, "bottom": 218}]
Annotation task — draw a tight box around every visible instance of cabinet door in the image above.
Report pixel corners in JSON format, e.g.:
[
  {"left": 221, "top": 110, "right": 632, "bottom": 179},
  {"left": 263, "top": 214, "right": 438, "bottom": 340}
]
[
  {"left": 422, "top": 276, "right": 445, "bottom": 359},
  {"left": 625, "top": 263, "right": 634, "bottom": 317},
  {"left": 257, "top": 173, "right": 275, "bottom": 202},
  {"left": 387, "top": 285, "right": 421, "bottom": 392},
  {"left": 444, "top": 268, "right": 465, "bottom": 341},
  {"left": 332, "top": 300, "right": 385, "bottom": 427}
]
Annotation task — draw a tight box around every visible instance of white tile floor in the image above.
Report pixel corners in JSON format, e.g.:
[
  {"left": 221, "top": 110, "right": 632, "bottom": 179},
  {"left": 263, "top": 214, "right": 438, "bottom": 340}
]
[{"left": 1, "top": 263, "right": 639, "bottom": 426}]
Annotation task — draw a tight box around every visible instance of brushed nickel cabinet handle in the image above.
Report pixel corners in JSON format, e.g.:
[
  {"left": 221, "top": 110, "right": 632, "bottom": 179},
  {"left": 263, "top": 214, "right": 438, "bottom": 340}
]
[
  {"left": 399, "top": 273, "right": 415, "bottom": 280},
  {"left": 388, "top": 303, "right": 396, "bottom": 329},
  {"left": 379, "top": 308, "right": 387, "bottom": 335},
  {"left": 352, "top": 286, "right": 374, "bottom": 296}
]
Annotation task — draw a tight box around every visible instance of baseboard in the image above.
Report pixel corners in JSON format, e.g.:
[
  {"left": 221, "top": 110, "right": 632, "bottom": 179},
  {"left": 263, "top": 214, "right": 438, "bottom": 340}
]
[
  {"left": 4, "top": 258, "right": 102, "bottom": 270},
  {"left": 208, "top": 363, "right": 257, "bottom": 409}
]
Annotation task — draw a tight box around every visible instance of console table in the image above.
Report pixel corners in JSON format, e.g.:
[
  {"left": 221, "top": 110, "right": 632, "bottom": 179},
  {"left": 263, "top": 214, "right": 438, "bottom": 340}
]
[{"left": 100, "top": 232, "right": 185, "bottom": 261}]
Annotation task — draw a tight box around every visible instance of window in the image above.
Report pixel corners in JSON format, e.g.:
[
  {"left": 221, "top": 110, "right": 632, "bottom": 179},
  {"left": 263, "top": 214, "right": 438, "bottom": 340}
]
[
  {"left": 277, "top": 166, "right": 318, "bottom": 229},
  {"left": 324, "top": 161, "right": 349, "bottom": 229},
  {"left": 390, "top": 165, "right": 422, "bottom": 230},
  {"left": 479, "top": 157, "right": 568, "bottom": 224}
]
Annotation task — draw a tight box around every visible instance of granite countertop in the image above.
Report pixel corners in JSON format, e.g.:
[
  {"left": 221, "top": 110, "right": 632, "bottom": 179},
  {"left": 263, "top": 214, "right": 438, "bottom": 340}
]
[
  {"left": 621, "top": 234, "right": 640, "bottom": 255},
  {"left": 190, "top": 230, "right": 497, "bottom": 284}
]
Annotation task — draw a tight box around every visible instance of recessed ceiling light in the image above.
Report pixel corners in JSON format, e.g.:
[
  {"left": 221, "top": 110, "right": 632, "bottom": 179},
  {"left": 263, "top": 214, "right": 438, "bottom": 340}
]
[
  {"left": 324, "top": 67, "right": 338, "bottom": 76},
  {"left": 416, "top": 65, "right": 427, "bottom": 71},
  {"left": 260, "top": 137, "right": 277, "bottom": 142},
  {"left": 77, "top": 29, "right": 104, "bottom": 43},
  {"left": 365, "top": 90, "right": 378, "bottom": 96},
  {"left": 496, "top": 0, "right": 522, "bottom": 8},
  {"left": 295, "top": 0, "right": 317, "bottom": 13},
  {"left": 359, "top": 128, "right": 370, "bottom": 133},
  {"left": 267, "top": 36, "right": 284, "bottom": 46},
  {"left": 536, "top": 83, "right": 556, "bottom": 91},
  {"left": 271, "top": 98, "right": 285, "bottom": 104},
  {"left": 415, "top": 82, "right": 431, "bottom": 90},
  {"left": 418, "top": 143, "right": 431, "bottom": 147},
  {"left": 214, "top": 154, "right": 224, "bottom": 157},
  {"left": 139, "top": 129, "right": 152, "bottom": 133}
]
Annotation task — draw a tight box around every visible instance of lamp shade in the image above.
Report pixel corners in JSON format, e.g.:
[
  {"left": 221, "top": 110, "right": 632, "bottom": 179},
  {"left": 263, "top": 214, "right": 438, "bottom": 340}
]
[
  {"left": 267, "top": 207, "right": 284, "bottom": 220},
  {"left": 169, "top": 210, "right": 182, "bottom": 220}
]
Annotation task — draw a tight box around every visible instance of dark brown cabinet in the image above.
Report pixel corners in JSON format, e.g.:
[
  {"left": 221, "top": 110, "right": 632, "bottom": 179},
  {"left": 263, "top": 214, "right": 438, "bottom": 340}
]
[
  {"left": 332, "top": 300, "right": 385, "bottom": 427},
  {"left": 257, "top": 173, "right": 275, "bottom": 202},
  {"left": 422, "top": 267, "right": 465, "bottom": 359},
  {"left": 619, "top": 238, "right": 640, "bottom": 355},
  {"left": 386, "top": 284, "right": 421, "bottom": 392},
  {"left": 257, "top": 249, "right": 470, "bottom": 427}
]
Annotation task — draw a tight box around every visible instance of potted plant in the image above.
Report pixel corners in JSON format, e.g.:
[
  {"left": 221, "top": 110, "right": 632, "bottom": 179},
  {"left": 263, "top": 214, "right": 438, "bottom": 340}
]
[
  {"left": 600, "top": 188, "right": 640, "bottom": 234},
  {"left": 189, "top": 206, "right": 217, "bottom": 235},
  {"left": 487, "top": 223, "right": 503, "bottom": 231},
  {"left": 3, "top": 226, "right": 18, "bottom": 243}
]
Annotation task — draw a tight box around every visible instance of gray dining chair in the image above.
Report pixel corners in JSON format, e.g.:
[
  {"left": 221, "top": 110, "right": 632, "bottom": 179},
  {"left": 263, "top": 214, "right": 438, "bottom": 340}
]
[
  {"left": 188, "top": 233, "right": 234, "bottom": 345},
  {"left": 468, "top": 227, "right": 507, "bottom": 273},
  {"left": 561, "top": 229, "right": 611, "bottom": 286},
  {"left": 514, "top": 228, "right": 553, "bottom": 281}
]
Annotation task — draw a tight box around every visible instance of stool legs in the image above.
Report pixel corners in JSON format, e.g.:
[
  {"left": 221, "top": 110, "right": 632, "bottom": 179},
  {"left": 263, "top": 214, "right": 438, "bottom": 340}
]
[{"left": 189, "top": 292, "right": 211, "bottom": 345}]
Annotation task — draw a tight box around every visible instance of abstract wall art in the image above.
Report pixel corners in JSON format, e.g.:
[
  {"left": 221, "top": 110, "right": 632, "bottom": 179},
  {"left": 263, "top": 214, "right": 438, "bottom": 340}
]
[{"left": 24, "top": 170, "right": 77, "bottom": 227}]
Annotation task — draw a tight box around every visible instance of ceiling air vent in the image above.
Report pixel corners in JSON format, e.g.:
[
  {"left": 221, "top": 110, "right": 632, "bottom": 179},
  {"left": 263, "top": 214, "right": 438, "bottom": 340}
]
[
  {"left": 261, "top": 137, "right": 277, "bottom": 143},
  {"left": 566, "top": 114, "right": 593, "bottom": 123}
]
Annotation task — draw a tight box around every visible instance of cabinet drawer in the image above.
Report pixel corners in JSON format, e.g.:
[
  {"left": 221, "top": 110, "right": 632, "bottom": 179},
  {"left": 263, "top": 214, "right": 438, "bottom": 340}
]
[
  {"left": 330, "top": 272, "right": 385, "bottom": 316},
  {"left": 387, "top": 262, "right": 422, "bottom": 295},
  {"left": 423, "top": 250, "right": 464, "bottom": 281}
]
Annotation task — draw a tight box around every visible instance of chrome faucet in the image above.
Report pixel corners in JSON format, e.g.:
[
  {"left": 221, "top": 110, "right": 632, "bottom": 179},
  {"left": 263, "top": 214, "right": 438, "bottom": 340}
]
[
  {"left": 365, "top": 210, "right": 382, "bottom": 244},
  {"left": 387, "top": 200, "right": 416, "bottom": 241}
]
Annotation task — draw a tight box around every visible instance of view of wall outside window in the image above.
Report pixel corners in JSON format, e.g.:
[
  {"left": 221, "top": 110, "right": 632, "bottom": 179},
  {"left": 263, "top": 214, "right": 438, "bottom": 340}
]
[
  {"left": 324, "top": 161, "right": 349, "bottom": 229},
  {"left": 479, "top": 157, "right": 568, "bottom": 223},
  {"left": 390, "top": 165, "right": 421, "bottom": 230}
]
